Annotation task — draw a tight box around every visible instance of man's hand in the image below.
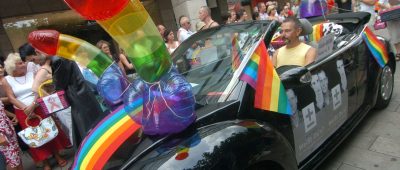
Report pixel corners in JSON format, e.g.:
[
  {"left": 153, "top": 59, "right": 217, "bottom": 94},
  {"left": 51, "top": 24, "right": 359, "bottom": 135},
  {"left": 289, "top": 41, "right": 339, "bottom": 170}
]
[
  {"left": 8, "top": 113, "right": 18, "bottom": 125},
  {"left": 11, "top": 115, "right": 18, "bottom": 125},
  {"left": 5, "top": 111, "right": 18, "bottom": 125}
]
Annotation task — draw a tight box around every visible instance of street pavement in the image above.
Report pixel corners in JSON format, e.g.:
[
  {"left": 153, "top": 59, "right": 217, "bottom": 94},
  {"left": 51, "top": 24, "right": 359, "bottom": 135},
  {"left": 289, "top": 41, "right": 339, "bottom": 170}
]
[
  {"left": 319, "top": 60, "right": 400, "bottom": 170},
  {"left": 21, "top": 148, "right": 74, "bottom": 170}
]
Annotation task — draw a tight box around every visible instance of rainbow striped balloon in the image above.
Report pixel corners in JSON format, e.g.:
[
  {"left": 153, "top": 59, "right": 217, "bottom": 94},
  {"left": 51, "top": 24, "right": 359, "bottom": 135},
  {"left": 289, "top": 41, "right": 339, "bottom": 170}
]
[
  {"left": 65, "top": 0, "right": 172, "bottom": 83},
  {"left": 28, "top": 30, "right": 112, "bottom": 77}
]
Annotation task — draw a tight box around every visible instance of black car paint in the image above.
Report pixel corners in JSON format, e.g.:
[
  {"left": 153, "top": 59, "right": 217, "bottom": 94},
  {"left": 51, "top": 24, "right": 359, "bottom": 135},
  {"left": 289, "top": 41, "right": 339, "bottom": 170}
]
[{"left": 117, "top": 12, "right": 395, "bottom": 170}]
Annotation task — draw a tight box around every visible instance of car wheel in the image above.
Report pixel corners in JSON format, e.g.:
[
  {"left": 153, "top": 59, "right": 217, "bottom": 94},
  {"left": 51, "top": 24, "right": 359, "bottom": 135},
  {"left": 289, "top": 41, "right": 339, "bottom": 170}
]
[{"left": 375, "top": 65, "right": 394, "bottom": 109}]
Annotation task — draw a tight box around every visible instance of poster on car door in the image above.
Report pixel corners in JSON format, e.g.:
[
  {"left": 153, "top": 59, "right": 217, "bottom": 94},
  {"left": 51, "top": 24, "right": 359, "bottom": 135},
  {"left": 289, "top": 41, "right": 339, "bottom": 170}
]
[{"left": 288, "top": 59, "right": 349, "bottom": 162}]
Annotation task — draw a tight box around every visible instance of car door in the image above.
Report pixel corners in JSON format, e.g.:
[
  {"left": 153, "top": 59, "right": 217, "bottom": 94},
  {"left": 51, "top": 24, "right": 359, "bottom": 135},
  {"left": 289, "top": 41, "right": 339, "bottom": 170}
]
[
  {"left": 353, "top": 35, "right": 369, "bottom": 109},
  {"left": 284, "top": 42, "right": 356, "bottom": 163}
]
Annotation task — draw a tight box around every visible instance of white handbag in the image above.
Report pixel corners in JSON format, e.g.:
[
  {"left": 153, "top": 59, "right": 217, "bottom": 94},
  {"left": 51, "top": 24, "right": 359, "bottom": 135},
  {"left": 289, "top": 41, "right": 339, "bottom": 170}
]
[{"left": 17, "top": 115, "right": 59, "bottom": 148}]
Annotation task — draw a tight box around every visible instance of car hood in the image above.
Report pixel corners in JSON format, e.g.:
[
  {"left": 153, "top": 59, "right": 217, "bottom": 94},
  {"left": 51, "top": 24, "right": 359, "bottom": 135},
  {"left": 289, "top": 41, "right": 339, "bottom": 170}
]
[{"left": 101, "top": 100, "right": 241, "bottom": 169}]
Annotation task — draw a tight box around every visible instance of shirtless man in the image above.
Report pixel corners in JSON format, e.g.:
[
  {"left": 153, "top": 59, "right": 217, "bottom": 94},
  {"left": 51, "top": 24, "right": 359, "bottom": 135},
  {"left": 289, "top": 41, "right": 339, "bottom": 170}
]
[
  {"left": 272, "top": 17, "right": 317, "bottom": 68},
  {"left": 198, "top": 6, "right": 219, "bottom": 30}
]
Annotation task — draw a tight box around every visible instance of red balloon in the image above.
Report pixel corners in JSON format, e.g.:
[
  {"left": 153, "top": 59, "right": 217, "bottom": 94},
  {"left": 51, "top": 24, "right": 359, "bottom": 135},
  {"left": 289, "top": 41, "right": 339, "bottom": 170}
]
[
  {"left": 28, "top": 30, "right": 60, "bottom": 55},
  {"left": 175, "top": 152, "right": 189, "bottom": 160},
  {"left": 64, "top": 0, "right": 129, "bottom": 20}
]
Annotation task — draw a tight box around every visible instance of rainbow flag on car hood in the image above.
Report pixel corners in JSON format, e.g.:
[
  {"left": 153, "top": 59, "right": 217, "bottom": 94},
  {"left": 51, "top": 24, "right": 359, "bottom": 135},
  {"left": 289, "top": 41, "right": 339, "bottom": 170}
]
[
  {"left": 362, "top": 27, "right": 389, "bottom": 68},
  {"left": 240, "top": 41, "right": 292, "bottom": 115}
]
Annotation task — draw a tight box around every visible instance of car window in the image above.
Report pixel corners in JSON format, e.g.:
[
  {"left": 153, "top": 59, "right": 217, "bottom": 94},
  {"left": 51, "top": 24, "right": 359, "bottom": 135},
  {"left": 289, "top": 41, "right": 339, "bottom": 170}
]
[{"left": 172, "top": 22, "right": 268, "bottom": 105}]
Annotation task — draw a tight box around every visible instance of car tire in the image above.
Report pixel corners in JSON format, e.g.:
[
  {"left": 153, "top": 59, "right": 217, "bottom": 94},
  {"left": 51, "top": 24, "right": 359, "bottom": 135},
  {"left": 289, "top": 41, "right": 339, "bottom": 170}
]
[{"left": 374, "top": 65, "right": 394, "bottom": 109}]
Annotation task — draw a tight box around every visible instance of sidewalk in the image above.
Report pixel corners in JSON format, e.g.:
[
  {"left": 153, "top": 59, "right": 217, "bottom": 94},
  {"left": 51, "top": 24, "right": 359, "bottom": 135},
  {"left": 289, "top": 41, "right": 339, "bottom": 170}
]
[
  {"left": 320, "top": 61, "right": 400, "bottom": 170},
  {"left": 22, "top": 148, "right": 74, "bottom": 170}
]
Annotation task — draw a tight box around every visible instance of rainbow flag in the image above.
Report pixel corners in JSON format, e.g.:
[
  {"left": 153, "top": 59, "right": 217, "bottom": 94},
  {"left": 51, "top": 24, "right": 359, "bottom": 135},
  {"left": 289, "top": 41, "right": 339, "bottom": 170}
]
[
  {"left": 239, "top": 44, "right": 260, "bottom": 88},
  {"left": 231, "top": 34, "right": 242, "bottom": 70},
  {"left": 310, "top": 23, "right": 324, "bottom": 42},
  {"left": 71, "top": 98, "right": 143, "bottom": 170},
  {"left": 362, "top": 27, "right": 389, "bottom": 68},
  {"left": 240, "top": 41, "right": 292, "bottom": 115}
]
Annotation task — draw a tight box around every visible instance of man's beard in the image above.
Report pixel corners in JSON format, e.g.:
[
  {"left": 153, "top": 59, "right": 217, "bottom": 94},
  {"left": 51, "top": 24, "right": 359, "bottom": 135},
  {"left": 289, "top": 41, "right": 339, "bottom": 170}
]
[{"left": 283, "top": 37, "right": 290, "bottom": 44}]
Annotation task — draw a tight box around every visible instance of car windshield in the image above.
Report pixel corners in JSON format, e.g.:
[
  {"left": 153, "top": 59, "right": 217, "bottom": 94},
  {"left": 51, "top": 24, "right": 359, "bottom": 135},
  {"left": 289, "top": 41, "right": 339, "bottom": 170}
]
[{"left": 172, "top": 21, "right": 270, "bottom": 105}]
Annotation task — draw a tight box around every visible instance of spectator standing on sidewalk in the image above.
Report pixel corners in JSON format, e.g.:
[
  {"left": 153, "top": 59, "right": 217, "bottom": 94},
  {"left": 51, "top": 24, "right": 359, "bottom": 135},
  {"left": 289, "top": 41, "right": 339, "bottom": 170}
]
[
  {"left": 96, "top": 40, "right": 127, "bottom": 75},
  {"left": 353, "top": 0, "right": 377, "bottom": 27},
  {"left": 286, "top": 2, "right": 295, "bottom": 16},
  {"left": 177, "top": 15, "right": 194, "bottom": 43},
  {"left": 198, "top": 6, "right": 219, "bottom": 30},
  {"left": 336, "top": 0, "right": 353, "bottom": 13},
  {"left": 157, "top": 24, "right": 166, "bottom": 37},
  {"left": 2, "top": 53, "right": 70, "bottom": 170},
  {"left": 229, "top": 10, "right": 238, "bottom": 23},
  {"left": 258, "top": 2, "right": 268, "bottom": 20},
  {"left": 377, "top": 0, "right": 400, "bottom": 60},
  {"left": 157, "top": 24, "right": 166, "bottom": 42},
  {"left": 164, "top": 29, "right": 180, "bottom": 54},
  {"left": 237, "top": 9, "right": 249, "bottom": 22},
  {"left": 18, "top": 44, "right": 40, "bottom": 73},
  {"left": 0, "top": 100, "right": 22, "bottom": 170}
]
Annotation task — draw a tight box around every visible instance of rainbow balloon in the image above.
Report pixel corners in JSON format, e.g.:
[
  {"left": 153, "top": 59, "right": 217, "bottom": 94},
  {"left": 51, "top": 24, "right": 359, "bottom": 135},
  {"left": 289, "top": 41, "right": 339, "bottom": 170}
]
[
  {"left": 64, "top": 0, "right": 172, "bottom": 83},
  {"left": 71, "top": 97, "right": 142, "bottom": 170},
  {"left": 28, "top": 30, "right": 112, "bottom": 77},
  {"left": 28, "top": 30, "right": 143, "bottom": 169}
]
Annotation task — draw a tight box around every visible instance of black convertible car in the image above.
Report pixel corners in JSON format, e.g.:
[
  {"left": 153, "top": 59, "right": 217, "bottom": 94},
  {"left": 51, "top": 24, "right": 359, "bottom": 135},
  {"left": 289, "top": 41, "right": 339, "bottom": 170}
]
[{"left": 102, "top": 12, "right": 396, "bottom": 170}]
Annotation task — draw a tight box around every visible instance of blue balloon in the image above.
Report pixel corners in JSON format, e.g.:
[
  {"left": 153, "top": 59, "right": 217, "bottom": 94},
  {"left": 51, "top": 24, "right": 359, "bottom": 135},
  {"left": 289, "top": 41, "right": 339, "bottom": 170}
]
[{"left": 97, "top": 63, "right": 129, "bottom": 108}]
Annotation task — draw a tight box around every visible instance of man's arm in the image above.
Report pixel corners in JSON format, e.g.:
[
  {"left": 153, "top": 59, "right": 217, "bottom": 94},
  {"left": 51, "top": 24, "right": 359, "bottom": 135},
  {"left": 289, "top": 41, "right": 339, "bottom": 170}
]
[{"left": 305, "top": 47, "right": 317, "bottom": 66}]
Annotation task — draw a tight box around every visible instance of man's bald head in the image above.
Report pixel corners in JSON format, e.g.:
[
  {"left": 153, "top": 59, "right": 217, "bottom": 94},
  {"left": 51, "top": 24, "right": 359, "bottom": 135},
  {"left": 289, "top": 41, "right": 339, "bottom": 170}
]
[
  {"left": 199, "top": 6, "right": 211, "bottom": 22},
  {"left": 179, "top": 15, "right": 191, "bottom": 29},
  {"left": 200, "top": 6, "right": 211, "bottom": 15}
]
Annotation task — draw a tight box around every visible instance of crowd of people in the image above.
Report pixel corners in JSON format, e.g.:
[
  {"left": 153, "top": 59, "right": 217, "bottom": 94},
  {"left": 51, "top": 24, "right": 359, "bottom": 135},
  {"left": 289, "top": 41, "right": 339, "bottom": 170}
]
[{"left": 1, "top": 48, "right": 72, "bottom": 170}]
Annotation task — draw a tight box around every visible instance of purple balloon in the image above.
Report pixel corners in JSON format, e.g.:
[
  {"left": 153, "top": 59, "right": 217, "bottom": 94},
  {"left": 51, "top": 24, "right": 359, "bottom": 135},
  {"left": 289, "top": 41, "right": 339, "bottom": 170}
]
[
  {"left": 300, "top": 0, "right": 327, "bottom": 18},
  {"left": 140, "top": 68, "right": 196, "bottom": 135}
]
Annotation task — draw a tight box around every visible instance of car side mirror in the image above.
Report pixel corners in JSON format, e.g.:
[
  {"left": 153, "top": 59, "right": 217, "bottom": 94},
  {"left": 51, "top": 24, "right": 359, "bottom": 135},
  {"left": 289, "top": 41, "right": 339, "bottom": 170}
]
[{"left": 277, "top": 66, "right": 311, "bottom": 89}]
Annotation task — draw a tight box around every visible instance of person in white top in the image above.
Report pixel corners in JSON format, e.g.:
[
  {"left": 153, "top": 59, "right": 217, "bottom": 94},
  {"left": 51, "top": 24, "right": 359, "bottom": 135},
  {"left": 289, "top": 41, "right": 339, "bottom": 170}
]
[
  {"left": 377, "top": 0, "right": 400, "bottom": 60},
  {"left": 177, "top": 15, "right": 194, "bottom": 43},
  {"left": 2, "top": 53, "right": 70, "bottom": 170},
  {"left": 258, "top": 2, "right": 268, "bottom": 20},
  {"left": 18, "top": 43, "right": 40, "bottom": 74},
  {"left": 164, "top": 29, "right": 180, "bottom": 54},
  {"left": 353, "top": 0, "right": 376, "bottom": 14},
  {"left": 353, "top": 0, "right": 377, "bottom": 28}
]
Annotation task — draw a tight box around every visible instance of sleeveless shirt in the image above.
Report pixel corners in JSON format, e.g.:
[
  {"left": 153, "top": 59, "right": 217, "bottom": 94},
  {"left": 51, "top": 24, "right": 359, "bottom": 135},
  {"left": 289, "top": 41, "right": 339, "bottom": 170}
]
[
  {"left": 276, "top": 43, "right": 311, "bottom": 68},
  {"left": 5, "top": 72, "right": 35, "bottom": 106}
]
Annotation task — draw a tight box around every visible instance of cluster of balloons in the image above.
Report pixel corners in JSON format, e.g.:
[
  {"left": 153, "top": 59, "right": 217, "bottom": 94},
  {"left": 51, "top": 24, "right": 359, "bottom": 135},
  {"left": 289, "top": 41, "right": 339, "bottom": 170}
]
[{"left": 29, "top": 0, "right": 196, "bottom": 136}]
